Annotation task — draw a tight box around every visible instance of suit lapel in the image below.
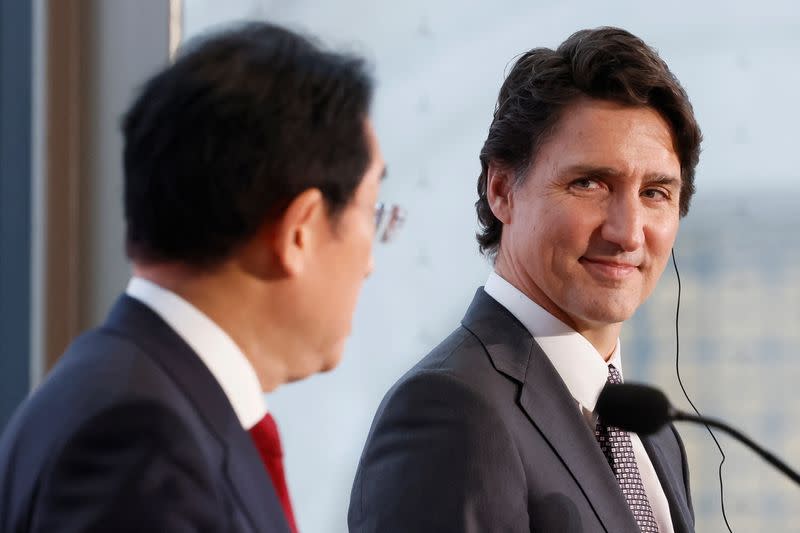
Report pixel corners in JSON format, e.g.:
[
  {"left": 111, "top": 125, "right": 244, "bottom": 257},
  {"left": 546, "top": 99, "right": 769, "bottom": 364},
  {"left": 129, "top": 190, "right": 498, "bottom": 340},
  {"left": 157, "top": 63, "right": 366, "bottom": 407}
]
[
  {"left": 104, "top": 295, "right": 291, "bottom": 533},
  {"left": 641, "top": 429, "right": 694, "bottom": 533},
  {"left": 462, "top": 289, "right": 639, "bottom": 533}
]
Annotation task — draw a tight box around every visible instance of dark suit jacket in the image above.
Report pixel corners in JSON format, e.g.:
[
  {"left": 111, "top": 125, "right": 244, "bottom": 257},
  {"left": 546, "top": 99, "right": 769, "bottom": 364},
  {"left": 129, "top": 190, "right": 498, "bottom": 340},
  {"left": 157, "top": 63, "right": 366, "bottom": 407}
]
[
  {"left": 349, "top": 288, "right": 694, "bottom": 533},
  {"left": 0, "top": 295, "right": 291, "bottom": 533}
]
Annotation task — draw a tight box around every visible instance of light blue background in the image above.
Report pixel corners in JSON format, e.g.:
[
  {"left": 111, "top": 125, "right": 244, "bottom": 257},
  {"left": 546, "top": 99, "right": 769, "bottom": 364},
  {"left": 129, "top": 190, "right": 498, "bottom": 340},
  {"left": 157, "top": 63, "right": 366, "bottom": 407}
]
[{"left": 184, "top": 3, "right": 800, "bottom": 531}]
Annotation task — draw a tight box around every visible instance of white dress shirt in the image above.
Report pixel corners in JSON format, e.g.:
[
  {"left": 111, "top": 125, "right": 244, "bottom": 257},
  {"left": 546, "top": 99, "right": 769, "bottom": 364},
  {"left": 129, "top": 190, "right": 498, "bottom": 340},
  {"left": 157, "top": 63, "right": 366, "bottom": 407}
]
[
  {"left": 126, "top": 277, "right": 267, "bottom": 430},
  {"left": 484, "top": 271, "right": 674, "bottom": 533}
]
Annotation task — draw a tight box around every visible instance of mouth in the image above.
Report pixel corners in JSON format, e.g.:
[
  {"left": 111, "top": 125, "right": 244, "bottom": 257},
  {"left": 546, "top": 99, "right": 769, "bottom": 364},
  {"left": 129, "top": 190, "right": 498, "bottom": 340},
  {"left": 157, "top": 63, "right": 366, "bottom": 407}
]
[{"left": 579, "top": 257, "right": 640, "bottom": 280}]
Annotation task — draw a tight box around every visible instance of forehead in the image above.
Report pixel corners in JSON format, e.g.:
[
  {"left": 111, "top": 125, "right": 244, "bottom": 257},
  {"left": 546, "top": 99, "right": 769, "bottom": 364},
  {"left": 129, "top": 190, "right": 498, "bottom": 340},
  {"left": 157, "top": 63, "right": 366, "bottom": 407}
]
[{"left": 538, "top": 98, "right": 680, "bottom": 175}]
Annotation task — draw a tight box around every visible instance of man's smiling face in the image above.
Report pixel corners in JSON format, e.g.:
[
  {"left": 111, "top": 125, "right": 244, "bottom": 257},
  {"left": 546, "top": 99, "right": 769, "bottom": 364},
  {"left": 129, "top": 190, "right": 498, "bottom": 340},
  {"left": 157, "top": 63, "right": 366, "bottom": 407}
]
[{"left": 496, "top": 97, "right": 682, "bottom": 330}]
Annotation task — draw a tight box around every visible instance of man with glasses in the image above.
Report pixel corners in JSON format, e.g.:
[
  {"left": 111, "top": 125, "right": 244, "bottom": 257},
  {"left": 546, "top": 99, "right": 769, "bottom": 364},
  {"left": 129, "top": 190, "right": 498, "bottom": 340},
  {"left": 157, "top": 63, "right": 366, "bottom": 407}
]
[
  {"left": 350, "top": 27, "right": 700, "bottom": 532},
  {"left": 0, "top": 21, "right": 398, "bottom": 532}
]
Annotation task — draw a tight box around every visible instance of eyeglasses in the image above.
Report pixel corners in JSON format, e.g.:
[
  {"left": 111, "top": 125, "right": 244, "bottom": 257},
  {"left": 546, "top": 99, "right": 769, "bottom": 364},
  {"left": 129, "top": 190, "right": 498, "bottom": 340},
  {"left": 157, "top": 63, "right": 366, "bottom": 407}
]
[{"left": 375, "top": 202, "right": 406, "bottom": 243}]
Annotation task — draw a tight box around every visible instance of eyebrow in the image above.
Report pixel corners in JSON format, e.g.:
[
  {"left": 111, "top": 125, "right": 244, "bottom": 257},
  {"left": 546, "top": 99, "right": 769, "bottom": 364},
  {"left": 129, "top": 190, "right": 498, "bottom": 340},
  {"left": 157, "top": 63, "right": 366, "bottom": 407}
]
[
  {"left": 643, "top": 174, "right": 681, "bottom": 188},
  {"left": 563, "top": 165, "right": 681, "bottom": 186}
]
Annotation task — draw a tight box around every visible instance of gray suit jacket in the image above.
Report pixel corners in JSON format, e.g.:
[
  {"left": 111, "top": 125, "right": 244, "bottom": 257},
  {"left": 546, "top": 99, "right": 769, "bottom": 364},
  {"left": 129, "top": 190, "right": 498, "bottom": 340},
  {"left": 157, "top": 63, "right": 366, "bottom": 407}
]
[{"left": 349, "top": 288, "right": 694, "bottom": 532}]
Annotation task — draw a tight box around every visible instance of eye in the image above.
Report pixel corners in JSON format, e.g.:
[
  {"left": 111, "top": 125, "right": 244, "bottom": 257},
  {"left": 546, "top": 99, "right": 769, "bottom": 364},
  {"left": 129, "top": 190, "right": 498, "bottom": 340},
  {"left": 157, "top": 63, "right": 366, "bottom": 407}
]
[
  {"left": 641, "top": 188, "right": 670, "bottom": 200},
  {"left": 571, "top": 178, "right": 601, "bottom": 190}
]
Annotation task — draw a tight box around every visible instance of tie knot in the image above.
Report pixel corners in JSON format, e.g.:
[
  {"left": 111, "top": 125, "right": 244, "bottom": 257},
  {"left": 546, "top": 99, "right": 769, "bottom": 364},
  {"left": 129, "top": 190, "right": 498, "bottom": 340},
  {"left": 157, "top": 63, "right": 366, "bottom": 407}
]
[{"left": 607, "top": 364, "right": 623, "bottom": 385}]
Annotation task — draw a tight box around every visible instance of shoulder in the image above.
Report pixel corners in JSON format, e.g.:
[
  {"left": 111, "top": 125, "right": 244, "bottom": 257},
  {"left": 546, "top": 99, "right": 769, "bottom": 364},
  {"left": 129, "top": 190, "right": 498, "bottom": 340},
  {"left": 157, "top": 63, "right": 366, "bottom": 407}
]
[
  {"left": 29, "top": 399, "right": 225, "bottom": 531},
  {"left": 350, "top": 335, "right": 529, "bottom": 531},
  {"left": 53, "top": 324, "right": 168, "bottom": 391},
  {"left": 14, "top": 327, "right": 188, "bottom": 441},
  {"left": 369, "top": 322, "right": 520, "bottom": 439},
  {"left": 43, "top": 399, "right": 210, "bottom": 474},
  {"left": 404, "top": 324, "right": 505, "bottom": 386},
  {"left": 378, "top": 367, "right": 499, "bottom": 428},
  {"left": 359, "top": 345, "right": 524, "bottom": 481},
  {"left": 46, "top": 399, "right": 211, "bottom": 470},
  {"left": 0, "top": 324, "right": 220, "bottom": 504},
  {"left": 39, "top": 317, "right": 208, "bottom": 417}
]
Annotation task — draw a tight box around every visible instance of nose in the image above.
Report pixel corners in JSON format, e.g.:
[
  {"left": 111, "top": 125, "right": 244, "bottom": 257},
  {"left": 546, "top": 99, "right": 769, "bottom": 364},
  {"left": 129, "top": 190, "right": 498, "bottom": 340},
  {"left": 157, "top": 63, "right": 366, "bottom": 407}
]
[{"left": 600, "top": 194, "right": 645, "bottom": 252}]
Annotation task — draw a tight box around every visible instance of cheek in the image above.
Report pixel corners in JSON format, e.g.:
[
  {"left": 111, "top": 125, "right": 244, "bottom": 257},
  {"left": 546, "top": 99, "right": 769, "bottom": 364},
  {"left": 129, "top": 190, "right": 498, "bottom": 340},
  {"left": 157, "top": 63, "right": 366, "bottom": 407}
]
[
  {"left": 338, "top": 217, "right": 374, "bottom": 271},
  {"left": 357, "top": 225, "right": 374, "bottom": 273},
  {"left": 643, "top": 219, "right": 679, "bottom": 286},
  {"left": 647, "top": 217, "right": 679, "bottom": 257},
  {"left": 514, "top": 206, "right": 571, "bottom": 264},
  {"left": 341, "top": 225, "right": 374, "bottom": 300},
  {"left": 542, "top": 205, "right": 596, "bottom": 259}
]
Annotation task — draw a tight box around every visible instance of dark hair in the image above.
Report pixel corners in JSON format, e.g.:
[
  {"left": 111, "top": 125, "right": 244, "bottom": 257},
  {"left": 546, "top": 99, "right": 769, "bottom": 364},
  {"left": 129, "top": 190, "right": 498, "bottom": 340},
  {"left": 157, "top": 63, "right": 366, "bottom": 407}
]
[
  {"left": 122, "top": 22, "right": 373, "bottom": 266},
  {"left": 476, "top": 27, "right": 702, "bottom": 257}
]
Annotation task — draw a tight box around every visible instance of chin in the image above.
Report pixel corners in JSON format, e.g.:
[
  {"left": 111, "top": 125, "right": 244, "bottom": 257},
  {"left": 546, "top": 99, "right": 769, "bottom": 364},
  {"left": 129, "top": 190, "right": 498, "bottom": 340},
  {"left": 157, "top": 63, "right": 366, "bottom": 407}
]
[
  {"left": 318, "top": 341, "right": 346, "bottom": 373},
  {"left": 288, "top": 335, "right": 348, "bottom": 380},
  {"left": 284, "top": 349, "right": 340, "bottom": 383},
  {"left": 316, "top": 354, "right": 340, "bottom": 373},
  {"left": 584, "top": 305, "right": 637, "bottom": 325},
  {"left": 571, "top": 300, "right": 637, "bottom": 326},
  {"left": 579, "top": 289, "right": 644, "bottom": 321}
]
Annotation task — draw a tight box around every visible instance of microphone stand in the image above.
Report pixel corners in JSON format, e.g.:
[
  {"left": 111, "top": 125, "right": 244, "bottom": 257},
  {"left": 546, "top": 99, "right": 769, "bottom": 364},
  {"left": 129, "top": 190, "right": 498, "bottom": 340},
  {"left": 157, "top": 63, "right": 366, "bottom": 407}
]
[{"left": 671, "top": 409, "right": 800, "bottom": 486}]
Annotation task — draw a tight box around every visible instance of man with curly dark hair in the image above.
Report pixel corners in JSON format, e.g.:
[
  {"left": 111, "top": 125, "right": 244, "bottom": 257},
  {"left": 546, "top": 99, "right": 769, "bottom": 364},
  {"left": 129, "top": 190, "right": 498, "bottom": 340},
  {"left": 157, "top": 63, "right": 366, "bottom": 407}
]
[{"left": 350, "top": 27, "right": 701, "bottom": 533}]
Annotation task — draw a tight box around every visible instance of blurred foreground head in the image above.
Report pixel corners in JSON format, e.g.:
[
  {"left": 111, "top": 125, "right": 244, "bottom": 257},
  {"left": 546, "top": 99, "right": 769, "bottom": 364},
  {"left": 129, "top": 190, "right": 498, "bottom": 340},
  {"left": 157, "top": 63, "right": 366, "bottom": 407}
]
[{"left": 122, "top": 22, "right": 385, "bottom": 385}]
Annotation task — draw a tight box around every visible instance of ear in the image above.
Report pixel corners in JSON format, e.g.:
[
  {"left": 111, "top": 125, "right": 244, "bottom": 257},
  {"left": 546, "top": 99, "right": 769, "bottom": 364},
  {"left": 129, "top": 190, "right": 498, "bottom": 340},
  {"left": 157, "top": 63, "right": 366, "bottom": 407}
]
[
  {"left": 271, "top": 188, "right": 326, "bottom": 277},
  {"left": 487, "top": 162, "right": 514, "bottom": 224}
]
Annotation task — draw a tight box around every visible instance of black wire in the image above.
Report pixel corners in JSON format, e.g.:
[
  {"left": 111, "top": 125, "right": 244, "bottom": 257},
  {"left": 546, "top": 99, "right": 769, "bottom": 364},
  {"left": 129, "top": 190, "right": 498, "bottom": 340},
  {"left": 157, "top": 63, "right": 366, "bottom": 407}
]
[{"left": 672, "top": 249, "right": 733, "bottom": 533}]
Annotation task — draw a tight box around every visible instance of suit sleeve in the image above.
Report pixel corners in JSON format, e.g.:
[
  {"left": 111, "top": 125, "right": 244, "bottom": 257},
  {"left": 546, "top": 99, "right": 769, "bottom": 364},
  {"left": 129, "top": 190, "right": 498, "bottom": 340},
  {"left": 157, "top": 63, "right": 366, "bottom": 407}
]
[
  {"left": 349, "top": 370, "right": 529, "bottom": 533},
  {"left": 31, "top": 400, "right": 225, "bottom": 533}
]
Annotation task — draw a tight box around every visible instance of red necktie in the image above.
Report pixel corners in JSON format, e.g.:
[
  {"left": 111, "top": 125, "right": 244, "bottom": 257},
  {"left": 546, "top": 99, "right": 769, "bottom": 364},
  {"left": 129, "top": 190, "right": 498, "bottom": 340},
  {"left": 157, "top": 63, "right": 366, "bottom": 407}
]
[{"left": 248, "top": 413, "right": 299, "bottom": 533}]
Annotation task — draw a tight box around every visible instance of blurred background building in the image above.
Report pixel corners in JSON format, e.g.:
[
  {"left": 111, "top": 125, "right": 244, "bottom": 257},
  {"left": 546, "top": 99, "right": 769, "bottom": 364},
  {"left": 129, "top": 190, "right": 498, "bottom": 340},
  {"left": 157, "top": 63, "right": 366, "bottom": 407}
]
[{"left": 1, "top": 1, "right": 798, "bottom": 531}]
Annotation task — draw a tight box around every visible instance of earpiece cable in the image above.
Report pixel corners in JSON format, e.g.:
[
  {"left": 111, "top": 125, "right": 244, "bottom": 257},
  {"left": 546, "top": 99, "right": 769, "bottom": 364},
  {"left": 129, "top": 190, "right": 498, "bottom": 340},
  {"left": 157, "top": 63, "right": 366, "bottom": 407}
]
[{"left": 672, "top": 248, "right": 733, "bottom": 533}]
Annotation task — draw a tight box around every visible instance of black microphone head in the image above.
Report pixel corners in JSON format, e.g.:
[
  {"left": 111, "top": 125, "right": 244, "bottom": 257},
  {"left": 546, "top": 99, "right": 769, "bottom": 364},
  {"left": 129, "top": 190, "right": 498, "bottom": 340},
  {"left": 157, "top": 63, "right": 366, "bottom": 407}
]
[{"left": 595, "top": 383, "right": 672, "bottom": 435}]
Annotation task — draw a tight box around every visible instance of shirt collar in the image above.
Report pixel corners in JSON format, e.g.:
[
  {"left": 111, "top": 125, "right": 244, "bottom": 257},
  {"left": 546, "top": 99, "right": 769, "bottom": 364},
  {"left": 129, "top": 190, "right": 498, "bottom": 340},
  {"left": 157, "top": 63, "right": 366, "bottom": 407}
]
[
  {"left": 483, "top": 270, "right": 622, "bottom": 412},
  {"left": 126, "top": 277, "right": 267, "bottom": 429}
]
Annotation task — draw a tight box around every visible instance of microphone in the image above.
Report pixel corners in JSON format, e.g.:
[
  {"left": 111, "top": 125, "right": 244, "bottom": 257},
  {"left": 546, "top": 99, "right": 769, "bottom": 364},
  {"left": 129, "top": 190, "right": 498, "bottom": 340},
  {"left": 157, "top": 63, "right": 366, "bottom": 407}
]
[{"left": 596, "top": 383, "right": 800, "bottom": 486}]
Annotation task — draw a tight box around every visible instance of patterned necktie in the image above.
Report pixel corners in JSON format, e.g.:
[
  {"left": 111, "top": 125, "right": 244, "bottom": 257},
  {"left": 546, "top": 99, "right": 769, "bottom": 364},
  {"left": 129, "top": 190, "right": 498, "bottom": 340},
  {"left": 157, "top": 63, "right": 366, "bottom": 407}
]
[
  {"left": 249, "top": 413, "right": 299, "bottom": 533},
  {"left": 595, "top": 365, "right": 659, "bottom": 533}
]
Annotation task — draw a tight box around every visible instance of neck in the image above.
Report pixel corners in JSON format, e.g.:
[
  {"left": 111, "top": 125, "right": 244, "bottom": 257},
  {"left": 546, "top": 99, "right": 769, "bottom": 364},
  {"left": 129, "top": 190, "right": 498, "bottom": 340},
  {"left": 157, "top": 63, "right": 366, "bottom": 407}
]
[
  {"left": 132, "top": 262, "right": 299, "bottom": 392},
  {"left": 493, "top": 254, "right": 621, "bottom": 361},
  {"left": 575, "top": 327, "right": 620, "bottom": 362}
]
